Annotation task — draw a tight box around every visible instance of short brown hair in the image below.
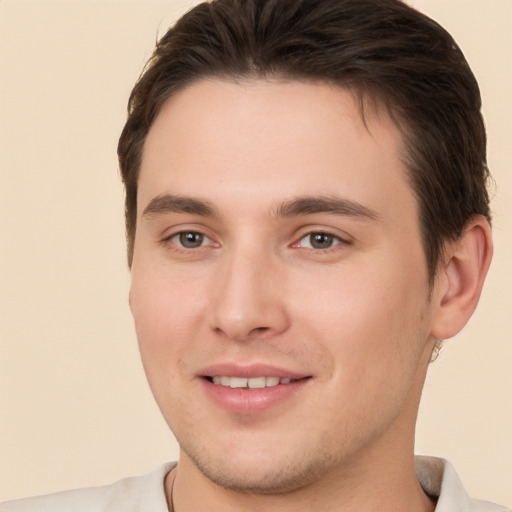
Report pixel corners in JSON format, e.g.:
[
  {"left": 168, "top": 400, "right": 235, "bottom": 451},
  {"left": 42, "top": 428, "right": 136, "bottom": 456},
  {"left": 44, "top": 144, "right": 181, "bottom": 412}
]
[{"left": 118, "top": 0, "right": 491, "bottom": 281}]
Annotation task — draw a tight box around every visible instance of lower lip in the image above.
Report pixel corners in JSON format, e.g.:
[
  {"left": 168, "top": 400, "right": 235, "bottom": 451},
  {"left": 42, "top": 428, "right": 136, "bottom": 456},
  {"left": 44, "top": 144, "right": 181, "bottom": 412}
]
[{"left": 200, "top": 378, "right": 310, "bottom": 415}]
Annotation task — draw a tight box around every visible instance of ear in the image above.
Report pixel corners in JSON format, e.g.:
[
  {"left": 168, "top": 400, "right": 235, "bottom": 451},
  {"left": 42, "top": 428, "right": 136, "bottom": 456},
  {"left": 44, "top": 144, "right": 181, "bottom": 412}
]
[{"left": 430, "top": 215, "right": 493, "bottom": 340}]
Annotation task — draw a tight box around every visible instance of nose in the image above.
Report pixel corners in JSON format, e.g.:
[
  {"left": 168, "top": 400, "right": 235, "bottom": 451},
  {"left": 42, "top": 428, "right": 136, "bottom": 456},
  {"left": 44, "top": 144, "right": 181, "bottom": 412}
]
[{"left": 208, "top": 245, "right": 290, "bottom": 342}]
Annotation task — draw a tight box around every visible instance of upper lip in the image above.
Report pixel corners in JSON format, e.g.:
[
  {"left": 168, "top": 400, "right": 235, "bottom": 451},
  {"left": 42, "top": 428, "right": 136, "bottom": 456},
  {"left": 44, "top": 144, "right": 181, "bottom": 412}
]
[{"left": 199, "top": 363, "right": 309, "bottom": 379}]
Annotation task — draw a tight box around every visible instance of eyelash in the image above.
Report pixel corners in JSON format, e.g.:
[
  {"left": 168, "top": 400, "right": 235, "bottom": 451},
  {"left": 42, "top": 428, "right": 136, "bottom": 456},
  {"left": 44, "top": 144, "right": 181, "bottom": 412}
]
[
  {"left": 162, "top": 230, "right": 217, "bottom": 251},
  {"left": 293, "top": 231, "right": 350, "bottom": 251},
  {"left": 160, "top": 229, "right": 351, "bottom": 254}
]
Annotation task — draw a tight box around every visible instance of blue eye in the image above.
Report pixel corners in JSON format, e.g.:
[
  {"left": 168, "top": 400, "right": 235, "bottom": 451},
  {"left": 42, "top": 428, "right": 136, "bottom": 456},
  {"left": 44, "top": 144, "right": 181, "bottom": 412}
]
[{"left": 299, "top": 232, "right": 342, "bottom": 249}]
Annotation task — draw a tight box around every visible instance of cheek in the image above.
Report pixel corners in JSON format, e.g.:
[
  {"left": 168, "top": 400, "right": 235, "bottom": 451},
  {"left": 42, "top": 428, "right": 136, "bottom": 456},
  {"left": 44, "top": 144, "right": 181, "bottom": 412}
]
[
  {"left": 129, "top": 274, "right": 198, "bottom": 419},
  {"left": 293, "top": 256, "right": 430, "bottom": 374},
  {"left": 129, "top": 265, "right": 208, "bottom": 373},
  {"left": 302, "top": 268, "right": 430, "bottom": 426},
  {"left": 297, "top": 265, "right": 413, "bottom": 331}
]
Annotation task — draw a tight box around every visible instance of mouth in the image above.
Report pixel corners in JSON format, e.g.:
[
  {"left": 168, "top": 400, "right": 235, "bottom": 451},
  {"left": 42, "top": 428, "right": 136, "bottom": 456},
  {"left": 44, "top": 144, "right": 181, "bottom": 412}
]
[
  {"left": 199, "top": 367, "right": 311, "bottom": 414},
  {"left": 205, "top": 376, "right": 299, "bottom": 388}
]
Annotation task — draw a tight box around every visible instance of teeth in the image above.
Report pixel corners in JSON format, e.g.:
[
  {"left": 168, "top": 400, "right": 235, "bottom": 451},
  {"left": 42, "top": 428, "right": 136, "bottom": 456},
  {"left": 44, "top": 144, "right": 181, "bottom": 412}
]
[
  {"left": 248, "top": 377, "right": 266, "bottom": 389},
  {"left": 229, "top": 377, "right": 247, "bottom": 388},
  {"left": 265, "top": 376, "right": 280, "bottom": 387},
  {"left": 210, "top": 376, "right": 296, "bottom": 388}
]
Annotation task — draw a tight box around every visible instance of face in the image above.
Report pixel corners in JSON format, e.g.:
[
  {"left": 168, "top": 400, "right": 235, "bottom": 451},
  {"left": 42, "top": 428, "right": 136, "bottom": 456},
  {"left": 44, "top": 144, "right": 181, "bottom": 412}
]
[{"left": 130, "top": 79, "right": 437, "bottom": 493}]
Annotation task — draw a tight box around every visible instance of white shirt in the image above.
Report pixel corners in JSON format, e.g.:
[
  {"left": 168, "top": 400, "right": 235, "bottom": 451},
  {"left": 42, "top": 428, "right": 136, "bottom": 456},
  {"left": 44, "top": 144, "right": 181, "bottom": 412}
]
[{"left": 1, "top": 456, "right": 509, "bottom": 511}]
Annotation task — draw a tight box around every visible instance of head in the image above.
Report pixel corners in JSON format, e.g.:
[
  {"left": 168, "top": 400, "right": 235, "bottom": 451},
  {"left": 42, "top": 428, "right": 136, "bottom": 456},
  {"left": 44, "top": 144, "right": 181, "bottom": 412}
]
[
  {"left": 118, "top": 0, "right": 491, "bottom": 283},
  {"left": 119, "top": 0, "right": 493, "bottom": 501}
]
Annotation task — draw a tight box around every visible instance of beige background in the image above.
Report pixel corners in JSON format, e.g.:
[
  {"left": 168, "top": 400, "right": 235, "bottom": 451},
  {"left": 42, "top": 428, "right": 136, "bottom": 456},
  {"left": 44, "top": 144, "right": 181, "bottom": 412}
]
[{"left": 1, "top": 0, "right": 511, "bottom": 505}]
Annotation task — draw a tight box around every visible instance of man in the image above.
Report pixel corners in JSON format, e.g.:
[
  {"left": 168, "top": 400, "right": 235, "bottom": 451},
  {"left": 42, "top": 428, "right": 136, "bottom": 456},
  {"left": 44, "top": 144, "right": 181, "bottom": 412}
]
[{"left": 1, "top": 0, "right": 507, "bottom": 510}]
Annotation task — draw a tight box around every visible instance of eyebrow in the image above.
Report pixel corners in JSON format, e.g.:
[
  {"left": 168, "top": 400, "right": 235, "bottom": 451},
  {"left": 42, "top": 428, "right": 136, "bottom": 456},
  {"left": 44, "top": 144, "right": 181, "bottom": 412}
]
[
  {"left": 141, "top": 193, "right": 380, "bottom": 222},
  {"left": 274, "top": 195, "right": 380, "bottom": 221},
  {"left": 142, "top": 194, "right": 217, "bottom": 218}
]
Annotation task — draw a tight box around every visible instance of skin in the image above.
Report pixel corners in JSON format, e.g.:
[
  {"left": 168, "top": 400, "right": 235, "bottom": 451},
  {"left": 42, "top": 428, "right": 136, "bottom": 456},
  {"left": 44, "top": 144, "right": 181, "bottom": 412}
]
[{"left": 129, "top": 79, "right": 492, "bottom": 512}]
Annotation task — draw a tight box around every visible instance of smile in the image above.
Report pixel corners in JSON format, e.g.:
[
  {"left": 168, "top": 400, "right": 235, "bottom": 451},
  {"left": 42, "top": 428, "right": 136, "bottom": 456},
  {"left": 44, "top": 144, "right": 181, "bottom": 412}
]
[{"left": 210, "top": 376, "right": 296, "bottom": 388}]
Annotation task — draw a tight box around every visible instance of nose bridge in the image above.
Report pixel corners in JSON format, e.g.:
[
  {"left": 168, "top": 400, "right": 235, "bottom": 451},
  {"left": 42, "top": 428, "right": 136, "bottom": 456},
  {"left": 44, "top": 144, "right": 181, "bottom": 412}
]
[{"left": 209, "top": 238, "right": 288, "bottom": 341}]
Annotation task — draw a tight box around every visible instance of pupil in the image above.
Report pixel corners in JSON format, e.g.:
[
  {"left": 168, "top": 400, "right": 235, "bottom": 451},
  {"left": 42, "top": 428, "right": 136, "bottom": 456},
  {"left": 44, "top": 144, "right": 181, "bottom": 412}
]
[
  {"left": 180, "top": 232, "right": 203, "bottom": 248},
  {"left": 311, "top": 233, "right": 333, "bottom": 249}
]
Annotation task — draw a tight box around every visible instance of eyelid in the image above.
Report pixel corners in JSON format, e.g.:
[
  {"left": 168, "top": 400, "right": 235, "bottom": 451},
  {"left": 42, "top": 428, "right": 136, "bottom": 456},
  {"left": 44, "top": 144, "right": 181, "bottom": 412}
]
[
  {"left": 170, "top": 232, "right": 211, "bottom": 248},
  {"left": 160, "top": 226, "right": 220, "bottom": 250},
  {"left": 291, "top": 227, "right": 353, "bottom": 250}
]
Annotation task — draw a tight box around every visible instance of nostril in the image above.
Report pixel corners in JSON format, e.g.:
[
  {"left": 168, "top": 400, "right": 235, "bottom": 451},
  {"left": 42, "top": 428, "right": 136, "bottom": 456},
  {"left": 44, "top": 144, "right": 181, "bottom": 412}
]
[{"left": 250, "top": 326, "right": 270, "bottom": 336}]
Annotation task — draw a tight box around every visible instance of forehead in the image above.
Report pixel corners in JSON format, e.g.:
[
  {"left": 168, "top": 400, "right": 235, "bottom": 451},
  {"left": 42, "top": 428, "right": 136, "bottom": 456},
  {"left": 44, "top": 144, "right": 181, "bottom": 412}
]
[{"left": 138, "top": 78, "right": 416, "bottom": 224}]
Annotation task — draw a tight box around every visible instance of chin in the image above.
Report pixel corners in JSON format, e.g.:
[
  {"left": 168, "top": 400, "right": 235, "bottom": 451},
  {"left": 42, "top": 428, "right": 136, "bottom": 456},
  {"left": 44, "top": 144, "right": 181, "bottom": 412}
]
[
  {"left": 192, "top": 457, "right": 319, "bottom": 494},
  {"left": 182, "top": 438, "right": 341, "bottom": 495}
]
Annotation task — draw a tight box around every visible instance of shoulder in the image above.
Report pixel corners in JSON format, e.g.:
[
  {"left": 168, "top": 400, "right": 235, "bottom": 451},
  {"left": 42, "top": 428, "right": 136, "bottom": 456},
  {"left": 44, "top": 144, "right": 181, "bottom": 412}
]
[
  {"left": 415, "top": 455, "right": 510, "bottom": 512},
  {"left": 0, "top": 463, "right": 175, "bottom": 512},
  {"left": 468, "top": 500, "right": 511, "bottom": 512}
]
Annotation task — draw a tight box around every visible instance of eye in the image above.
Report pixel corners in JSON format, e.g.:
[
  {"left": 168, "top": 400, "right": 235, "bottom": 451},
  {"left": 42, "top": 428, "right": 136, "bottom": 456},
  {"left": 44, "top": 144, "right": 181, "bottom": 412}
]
[
  {"left": 169, "top": 231, "right": 211, "bottom": 249},
  {"left": 297, "top": 232, "right": 345, "bottom": 250}
]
